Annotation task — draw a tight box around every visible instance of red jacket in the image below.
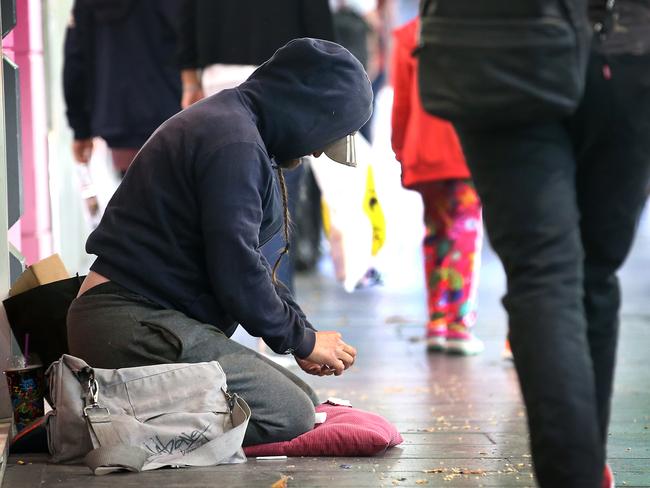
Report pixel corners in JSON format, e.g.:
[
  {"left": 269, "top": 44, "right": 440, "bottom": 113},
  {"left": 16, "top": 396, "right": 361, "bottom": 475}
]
[{"left": 390, "top": 19, "right": 470, "bottom": 188}]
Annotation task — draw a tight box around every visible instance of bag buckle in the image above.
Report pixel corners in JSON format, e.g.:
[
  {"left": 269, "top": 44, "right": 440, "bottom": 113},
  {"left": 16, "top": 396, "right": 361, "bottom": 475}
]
[
  {"left": 224, "top": 389, "right": 236, "bottom": 410},
  {"left": 82, "top": 376, "right": 110, "bottom": 418},
  {"left": 88, "top": 377, "right": 99, "bottom": 404},
  {"left": 83, "top": 404, "right": 111, "bottom": 418}
]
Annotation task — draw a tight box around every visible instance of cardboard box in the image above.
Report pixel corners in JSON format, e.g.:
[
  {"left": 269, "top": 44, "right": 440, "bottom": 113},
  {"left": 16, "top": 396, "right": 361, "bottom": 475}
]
[{"left": 8, "top": 254, "right": 70, "bottom": 297}]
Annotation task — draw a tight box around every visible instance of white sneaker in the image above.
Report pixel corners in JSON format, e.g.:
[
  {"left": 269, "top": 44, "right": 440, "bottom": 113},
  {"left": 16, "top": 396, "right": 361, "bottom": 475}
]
[
  {"left": 445, "top": 334, "right": 485, "bottom": 355},
  {"left": 425, "top": 323, "right": 447, "bottom": 352},
  {"left": 426, "top": 335, "right": 446, "bottom": 352}
]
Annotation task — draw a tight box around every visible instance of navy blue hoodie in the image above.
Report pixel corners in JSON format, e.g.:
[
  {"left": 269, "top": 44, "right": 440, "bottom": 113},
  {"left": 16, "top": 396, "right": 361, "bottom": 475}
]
[
  {"left": 64, "top": 0, "right": 181, "bottom": 147},
  {"left": 86, "top": 39, "right": 373, "bottom": 357}
]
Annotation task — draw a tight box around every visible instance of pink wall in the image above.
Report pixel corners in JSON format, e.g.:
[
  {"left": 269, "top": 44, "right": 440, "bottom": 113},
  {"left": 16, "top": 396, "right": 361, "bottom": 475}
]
[{"left": 2, "top": 0, "right": 53, "bottom": 264}]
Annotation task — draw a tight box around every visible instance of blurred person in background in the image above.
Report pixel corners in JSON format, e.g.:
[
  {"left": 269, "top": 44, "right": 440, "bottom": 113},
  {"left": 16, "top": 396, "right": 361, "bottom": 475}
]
[
  {"left": 64, "top": 0, "right": 182, "bottom": 177},
  {"left": 330, "top": 0, "right": 389, "bottom": 141},
  {"left": 330, "top": 0, "right": 377, "bottom": 73},
  {"left": 178, "top": 0, "right": 335, "bottom": 295},
  {"left": 420, "top": 0, "right": 650, "bottom": 486},
  {"left": 391, "top": 18, "right": 484, "bottom": 355},
  {"left": 178, "top": 0, "right": 335, "bottom": 109}
]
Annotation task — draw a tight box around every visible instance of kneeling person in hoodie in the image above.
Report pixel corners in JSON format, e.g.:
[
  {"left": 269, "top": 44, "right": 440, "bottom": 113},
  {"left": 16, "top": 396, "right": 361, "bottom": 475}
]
[{"left": 66, "top": 38, "right": 372, "bottom": 445}]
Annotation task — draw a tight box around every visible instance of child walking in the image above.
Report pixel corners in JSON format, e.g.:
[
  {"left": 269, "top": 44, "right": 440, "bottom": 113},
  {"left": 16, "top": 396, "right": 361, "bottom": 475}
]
[{"left": 391, "top": 18, "right": 484, "bottom": 355}]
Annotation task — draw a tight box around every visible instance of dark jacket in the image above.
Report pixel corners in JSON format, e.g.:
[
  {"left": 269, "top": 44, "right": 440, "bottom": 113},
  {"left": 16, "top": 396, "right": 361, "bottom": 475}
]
[
  {"left": 64, "top": 0, "right": 182, "bottom": 147},
  {"left": 87, "top": 39, "right": 373, "bottom": 358},
  {"left": 177, "top": 0, "right": 335, "bottom": 69}
]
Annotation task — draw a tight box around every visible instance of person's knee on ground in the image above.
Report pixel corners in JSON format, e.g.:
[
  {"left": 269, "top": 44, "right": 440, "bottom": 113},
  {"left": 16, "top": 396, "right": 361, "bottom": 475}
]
[
  {"left": 243, "top": 386, "right": 316, "bottom": 446},
  {"left": 211, "top": 348, "right": 318, "bottom": 446}
]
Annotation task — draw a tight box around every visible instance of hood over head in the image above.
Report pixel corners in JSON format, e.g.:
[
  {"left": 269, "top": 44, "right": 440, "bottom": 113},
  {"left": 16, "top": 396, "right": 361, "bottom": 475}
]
[{"left": 238, "top": 38, "right": 373, "bottom": 163}]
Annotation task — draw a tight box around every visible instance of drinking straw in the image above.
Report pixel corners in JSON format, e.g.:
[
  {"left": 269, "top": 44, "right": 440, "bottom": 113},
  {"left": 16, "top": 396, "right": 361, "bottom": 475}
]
[{"left": 23, "top": 333, "right": 29, "bottom": 365}]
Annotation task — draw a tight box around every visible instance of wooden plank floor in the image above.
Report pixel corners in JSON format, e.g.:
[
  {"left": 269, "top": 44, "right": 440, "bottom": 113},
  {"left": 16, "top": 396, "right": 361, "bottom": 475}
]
[{"left": 5, "top": 210, "right": 649, "bottom": 487}]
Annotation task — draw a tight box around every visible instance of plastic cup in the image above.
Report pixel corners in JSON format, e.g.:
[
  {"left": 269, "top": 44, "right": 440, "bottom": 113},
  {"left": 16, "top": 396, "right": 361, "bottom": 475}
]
[{"left": 4, "top": 363, "right": 45, "bottom": 431}]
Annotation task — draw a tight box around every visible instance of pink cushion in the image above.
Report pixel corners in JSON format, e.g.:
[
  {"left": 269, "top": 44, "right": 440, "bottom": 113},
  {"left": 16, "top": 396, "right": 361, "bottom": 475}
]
[{"left": 243, "top": 403, "right": 403, "bottom": 457}]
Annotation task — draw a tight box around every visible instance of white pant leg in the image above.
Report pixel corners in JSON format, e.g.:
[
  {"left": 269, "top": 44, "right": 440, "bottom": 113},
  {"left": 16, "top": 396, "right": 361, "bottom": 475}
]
[{"left": 201, "top": 64, "right": 258, "bottom": 96}]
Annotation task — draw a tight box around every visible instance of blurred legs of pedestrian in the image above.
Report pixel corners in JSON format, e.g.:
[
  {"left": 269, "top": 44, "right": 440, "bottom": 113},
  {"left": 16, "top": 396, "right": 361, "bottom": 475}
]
[
  {"left": 415, "top": 179, "right": 484, "bottom": 355},
  {"left": 292, "top": 163, "right": 323, "bottom": 273},
  {"left": 456, "top": 49, "right": 650, "bottom": 487},
  {"left": 110, "top": 147, "right": 139, "bottom": 178}
]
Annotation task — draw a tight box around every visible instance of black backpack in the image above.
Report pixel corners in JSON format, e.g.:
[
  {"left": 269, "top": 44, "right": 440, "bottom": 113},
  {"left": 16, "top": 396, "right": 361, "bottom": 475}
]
[{"left": 416, "top": 0, "right": 593, "bottom": 127}]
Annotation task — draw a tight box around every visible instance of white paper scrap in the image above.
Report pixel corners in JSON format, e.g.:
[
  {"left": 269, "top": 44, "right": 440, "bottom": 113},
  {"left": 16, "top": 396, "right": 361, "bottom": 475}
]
[{"left": 326, "top": 397, "right": 352, "bottom": 407}]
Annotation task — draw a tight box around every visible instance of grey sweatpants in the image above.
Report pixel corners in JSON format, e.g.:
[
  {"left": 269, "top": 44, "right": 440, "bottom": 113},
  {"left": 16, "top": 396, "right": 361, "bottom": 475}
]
[{"left": 66, "top": 282, "right": 319, "bottom": 446}]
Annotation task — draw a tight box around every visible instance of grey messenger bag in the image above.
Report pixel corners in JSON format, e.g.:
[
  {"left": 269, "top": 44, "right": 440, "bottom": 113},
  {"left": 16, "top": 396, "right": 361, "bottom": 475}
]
[{"left": 45, "top": 354, "right": 251, "bottom": 475}]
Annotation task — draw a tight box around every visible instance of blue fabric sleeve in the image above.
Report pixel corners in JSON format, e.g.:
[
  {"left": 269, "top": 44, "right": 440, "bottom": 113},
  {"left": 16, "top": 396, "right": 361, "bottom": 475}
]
[{"left": 196, "top": 142, "right": 315, "bottom": 357}]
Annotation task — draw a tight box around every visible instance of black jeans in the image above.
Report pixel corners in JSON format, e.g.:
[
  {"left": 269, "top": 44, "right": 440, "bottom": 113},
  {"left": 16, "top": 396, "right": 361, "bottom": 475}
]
[{"left": 456, "top": 50, "right": 650, "bottom": 487}]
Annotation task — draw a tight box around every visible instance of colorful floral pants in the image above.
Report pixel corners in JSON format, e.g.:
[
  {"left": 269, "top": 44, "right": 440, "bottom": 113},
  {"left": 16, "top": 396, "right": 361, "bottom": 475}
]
[{"left": 415, "top": 179, "right": 483, "bottom": 339}]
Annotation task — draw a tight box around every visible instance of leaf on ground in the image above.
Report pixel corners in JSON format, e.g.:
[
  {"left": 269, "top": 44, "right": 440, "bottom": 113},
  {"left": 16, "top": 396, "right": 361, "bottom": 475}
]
[{"left": 271, "top": 475, "right": 289, "bottom": 488}]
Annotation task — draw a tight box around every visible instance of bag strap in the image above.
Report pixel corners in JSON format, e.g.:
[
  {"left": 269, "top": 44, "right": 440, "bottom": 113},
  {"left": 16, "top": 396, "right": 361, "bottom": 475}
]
[
  {"left": 83, "top": 405, "right": 150, "bottom": 475},
  {"left": 85, "top": 446, "right": 149, "bottom": 475},
  {"left": 77, "top": 367, "right": 150, "bottom": 475},
  {"left": 82, "top": 392, "right": 251, "bottom": 474},
  {"left": 142, "top": 394, "right": 251, "bottom": 471}
]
